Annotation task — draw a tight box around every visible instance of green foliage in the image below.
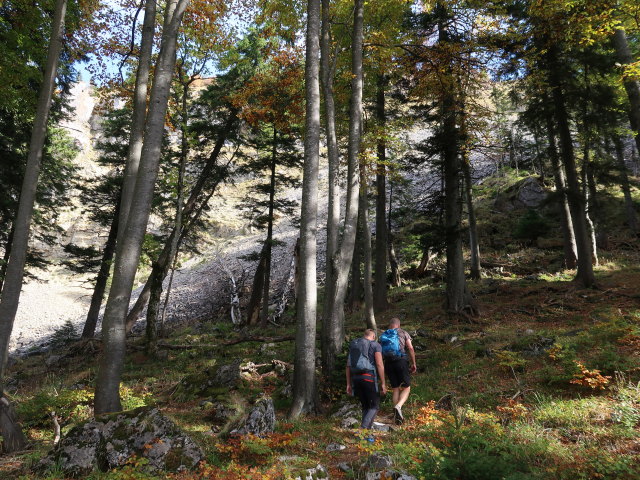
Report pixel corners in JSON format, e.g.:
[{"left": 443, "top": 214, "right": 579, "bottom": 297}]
[
  {"left": 17, "top": 387, "right": 93, "bottom": 429},
  {"left": 514, "top": 209, "right": 549, "bottom": 242},
  {"left": 49, "top": 320, "right": 79, "bottom": 347}
]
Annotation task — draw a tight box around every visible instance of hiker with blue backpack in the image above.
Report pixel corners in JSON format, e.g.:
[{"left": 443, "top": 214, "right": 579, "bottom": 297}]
[
  {"left": 346, "top": 329, "right": 388, "bottom": 429},
  {"left": 380, "top": 318, "right": 416, "bottom": 424}
]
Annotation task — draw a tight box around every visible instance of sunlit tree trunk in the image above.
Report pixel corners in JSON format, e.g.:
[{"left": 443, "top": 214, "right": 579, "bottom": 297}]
[
  {"left": 0, "top": 0, "right": 67, "bottom": 452},
  {"left": 290, "top": 0, "right": 321, "bottom": 419},
  {"left": 320, "top": 0, "right": 341, "bottom": 341},
  {"left": 545, "top": 110, "right": 578, "bottom": 269},
  {"left": 94, "top": 0, "right": 189, "bottom": 414},
  {"left": 374, "top": 74, "right": 388, "bottom": 310},
  {"left": 347, "top": 216, "right": 363, "bottom": 312},
  {"left": 260, "top": 129, "right": 278, "bottom": 327},
  {"left": 388, "top": 181, "right": 401, "bottom": 287},
  {"left": 359, "top": 163, "right": 376, "bottom": 330},
  {"left": 460, "top": 109, "right": 480, "bottom": 280},
  {"left": 322, "top": 0, "right": 363, "bottom": 374},
  {"left": 546, "top": 45, "right": 595, "bottom": 287},
  {"left": 117, "top": 0, "right": 157, "bottom": 248}
]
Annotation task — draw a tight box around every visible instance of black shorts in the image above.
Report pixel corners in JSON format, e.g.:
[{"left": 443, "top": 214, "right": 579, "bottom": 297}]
[{"left": 385, "top": 357, "right": 411, "bottom": 388}]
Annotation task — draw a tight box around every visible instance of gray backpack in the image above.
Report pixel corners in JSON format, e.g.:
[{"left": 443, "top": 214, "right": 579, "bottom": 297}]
[{"left": 349, "top": 338, "right": 375, "bottom": 374}]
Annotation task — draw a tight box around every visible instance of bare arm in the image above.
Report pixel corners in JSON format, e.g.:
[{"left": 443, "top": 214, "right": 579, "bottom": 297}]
[
  {"left": 405, "top": 338, "right": 417, "bottom": 373},
  {"left": 346, "top": 366, "right": 352, "bottom": 395},
  {"left": 374, "top": 351, "right": 387, "bottom": 395}
]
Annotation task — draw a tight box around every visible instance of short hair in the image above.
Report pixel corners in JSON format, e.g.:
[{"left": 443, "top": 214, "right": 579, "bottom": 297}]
[
  {"left": 389, "top": 317, "right": 401, "bottom": 327},
  {"left": 364, "top": 328, "right": 376, "bottom": 338}
]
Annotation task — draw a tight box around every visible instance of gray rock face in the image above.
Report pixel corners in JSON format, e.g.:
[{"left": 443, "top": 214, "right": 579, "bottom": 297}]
[
  {"left": 517, "top": 177, "right": 546, "bottom": 208},
  {"left": 326, "top": 443, "right": 346, "bottom": 452},
  {"left": 231, "top": 396, "right": 276, "bottom": 436},
  {"left": 214, "top": 359, "right": 243, "bottom": 387},
  {"left": 332, "top": 402, "right": 360, "bottom": 419},
  {"left": 38, "top": 407, "right": 203, "bottom": 477}
]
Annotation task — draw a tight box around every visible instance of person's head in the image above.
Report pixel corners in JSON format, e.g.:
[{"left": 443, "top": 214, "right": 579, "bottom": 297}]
[
  {"left": 389, "top": 317, "right": 401, "bottom": 329},
  {"left": 364, "top": 328, "right": 376, "bottom": 340}
]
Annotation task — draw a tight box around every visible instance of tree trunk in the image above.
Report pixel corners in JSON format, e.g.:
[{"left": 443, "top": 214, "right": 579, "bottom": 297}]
[
  {"left": 613, "top": 136, "right": 638, "bottom": 235},
  {"left": 613, "top": 29, "right": 640, "bottom": 154},
  {"left": 388, "top": 181, "right": 401, "bottom": 287},
  {"left": 94, "top": 0, "right": 189, "bottom": 414},
  {"left": 545, "top": 111, "right": 578, "bottom": 269},
  {"left": 82, "top": 199, "right": 121, "bottom": 339},
  {"left": 247, "top": 244, "right": 267, "bottom": 326},
  {"left": 0, "top": 0, "right": 67, "bottom": 452},
  {"left": 260, "top": 130, "right": 278, "bottom": 327},
  {"left": 0, "top": 226, "right": 15, "bottom": 292},
  {"left": 290, "top": 0, "right": 321, "bottom": 419},
  {"left": 117, "top": 0, "right": 157, "bottom": 248},
  {"left": 359, "top": 162, "right": 376, "bottom": 330},
  {"left": 439, "top": 17, "right": 472, "bottom": 314},
  {"left": 581, "top": 145, "right": 598, "bottom": 266},
  {"left": 322, "top": 0, "right": 363, "bottom": 374},
  {"left": 124, "top": 112, "right": 237, "bottom": 332},
  {"left": 321, "top": 0, "right": 340, "bottom": 337},
  {"left": 460, "top": 110, "right": 480, "bottom": 280},
  {"left": 546, "top": 45, "right": 595, "bottom": 287},
  {"left": 347, "top": 214, "right": 363, "bottom": 312},
  {"left": 374, "top": 74, "right": 388, "bottom": 310}
]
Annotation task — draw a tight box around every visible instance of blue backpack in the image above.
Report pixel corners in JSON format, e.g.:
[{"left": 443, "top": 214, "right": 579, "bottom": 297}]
[
  {"left": 349, "top": 338, "right": 376, "bottom": 374},
  {"left": 380, "top": 329, "right": 405, "bottom": 360}
]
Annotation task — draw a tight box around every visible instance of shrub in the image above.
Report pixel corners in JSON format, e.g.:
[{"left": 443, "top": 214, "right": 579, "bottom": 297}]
[{"left": 514, "top": 209, "right": 549, "bottom": 242}]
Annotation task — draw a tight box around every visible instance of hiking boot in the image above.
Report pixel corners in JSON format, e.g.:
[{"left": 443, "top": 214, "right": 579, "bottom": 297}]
[{"left": 394, "top": 407, "right": 404, "bottom": 425}]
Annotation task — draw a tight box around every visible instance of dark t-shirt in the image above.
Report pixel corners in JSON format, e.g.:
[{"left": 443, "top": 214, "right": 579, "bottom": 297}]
[{"left": 347, "top": 339, "right": 381, "bottom": 368}]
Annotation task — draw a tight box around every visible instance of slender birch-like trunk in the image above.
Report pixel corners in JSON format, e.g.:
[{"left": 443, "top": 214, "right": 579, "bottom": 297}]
[
  {"left": 94, "top": 0, "right": 190, "bottom": 414},
  {"left": 322, "top": 0, "right": 364, "bottom": 374},
  {"left": 117, "top": 0, "right": 157, "bottom": 248},
  {"left": 374, "top": 74, "right": 388, "bottom": 310},
  {"left": 0, "top": 0, "right": 67, "bottom": 452},
  {"left": 290, "top": 0, "right": 321, "bottom": 419},
  {"left": 360, "top": 163, "right": 376, "bottom": 330}
]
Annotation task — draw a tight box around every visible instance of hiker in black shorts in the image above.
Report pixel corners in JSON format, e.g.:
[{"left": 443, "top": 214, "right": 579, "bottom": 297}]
[
  {"left": 346, "top": 329, "right": 387, "bottom": 429},
  {"left": 382, "top": 318, "right": 416, "bottom": 424}
]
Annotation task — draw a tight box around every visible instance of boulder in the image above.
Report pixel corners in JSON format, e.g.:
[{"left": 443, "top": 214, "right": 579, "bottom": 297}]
[
  {"left": 366, "top": 471, "right": 417, "bottom": 480},
  {"left": 332, "top": 402, "right": 360, "bottom": 419},
  {"left": 325, "top": 443, "right": 346, "bottom": 452},
  {"left": 38, "top": 407, "right": 203, "bottom": 477},
  {"left": 365, "top": 453, "right": 394, "bottom": 470},
  {"left": 292, "top": 464, "right": 329, "bottom": 480},
  {"left": 214, "top": 359, "right": 243, "bottom": 387},
  {"left": 516, "top": 177, "right": 546, "bottom": 208},
  {"left": 231, "top": 396, "right": 276, "bottom": 436}
]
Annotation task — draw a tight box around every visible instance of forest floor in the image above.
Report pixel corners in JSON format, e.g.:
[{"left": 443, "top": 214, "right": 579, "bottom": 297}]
[{"left": 2, "top": 243, "right": 640, "bottom": 479}]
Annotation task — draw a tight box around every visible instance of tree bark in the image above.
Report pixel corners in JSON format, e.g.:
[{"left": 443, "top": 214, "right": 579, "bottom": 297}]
[
  {"left": 613, "top": 136, "right": 638, "bottom": 235},
  {"left": 290, "top": 0, "right": 321, "bottom": 419},
  {"left": 546, "top": 45, "right": 595, "bottom": 287},
  {"left": 388, "top": 181, "right": 401, "bottom": 287},
  {"left": 581, "top": 145, "right": 598, "bottom": 266},
  {"left": 260, "top": 129, "right": 278, "bottom": 327},
  {"left": 124, "top": 112, "right": 237, "bottom": 332},
  {"left": 545, "top": 110, "right": 578, "bottom": 269},
  {"left": 320, "top": 0, "right": 340, "bottom": 337},
  {"left": 0, "top": 0, "right": 67, "bottom": 452},
  {"left": 460, "top": 110, "right": 480, "bottom": 280},
  {"left": 359, "top": 162, "right": 376, "bottom": 330},
  {"left": 81, "top": 199, "right": 121, "bottom": 339},
  {"left": 613, "top": 29, "right": 640, "bottom": 154},
  {"left": 322, "top": 0, "right": 363, "bottom": 374},
  {"left": 374, "top": 74, "right": 388, "bottom": 310},
  {"left": 117, "top": 0, "right": 157, "bottom": 248},
  {"left": 347, "top": 214, "right": 363, "bottom": 312},
  {"left": 94, "top": 0, "right": 189, "bottom": 414},
  {"left": 247, "top": 244, "right": 267, "bottom": 326}
]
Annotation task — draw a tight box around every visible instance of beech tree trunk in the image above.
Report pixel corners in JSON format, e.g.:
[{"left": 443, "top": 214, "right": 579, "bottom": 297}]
[
  {"left": 0, "top": 0, "right": 67, "bottom": 452},
  {"left": 359, "top": 163, "right": 376, "bottom": 330},
  {"left": 322, "top": 0, "right": 363, "bottom": 374},
  {"left": 613, "top": 29, "right": 640, "bottom": 154},
  {"left": 290, "top": 0, "right": 321, "bottom": 419},
  {"left": 374, "top": 74, "right": 388, "bottom": 310},
  {"left": 124, "top": 112, "right": 237, "bottom": 332},
  {"left": 82, "top": 199, "right": 121, "bottom": 339},
  {"left": 94, "top": 0, "right": 189, "bottom": 414},
  {"left": 613, "top": 136, "right": 638, "bottom": 235},
  {"left": 321, "top": 0, "right": 341, "bottom": 335},
  {"left": 117, "top": 0, "right": 157, "bottom": 248},
  {"left": 347, "top": 215, "right": 363, "bottom": 312},
  {"left": 388, "top": 182, "right": 401, "bottom": 287},
  {"left": 546, "top": 45, "right": 595, "bottom": 287},
  {"left": 581, "top": 145, "right": 598, "bottom": 266},
  {"left": 545, "top": 111, "right": 578, "bottom": 269},
  {"left": 460, "top": 111, "right": 480, "bottom": 280},
  {"left": 260, "top": 134, "right": 278, "bottom": 327},
  {"left": 246, "top": 245, "right": 267, "bottom": 325}
]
